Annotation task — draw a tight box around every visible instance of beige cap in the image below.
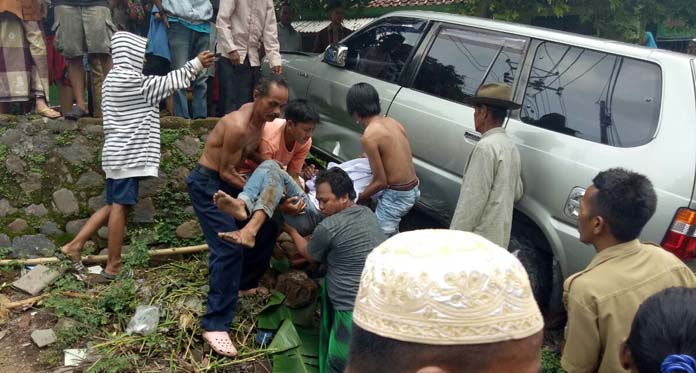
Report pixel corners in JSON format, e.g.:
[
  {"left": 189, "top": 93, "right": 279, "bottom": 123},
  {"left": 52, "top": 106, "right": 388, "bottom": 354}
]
[{"left": 353, "top": 230, "right": 543, "bottom": 345}]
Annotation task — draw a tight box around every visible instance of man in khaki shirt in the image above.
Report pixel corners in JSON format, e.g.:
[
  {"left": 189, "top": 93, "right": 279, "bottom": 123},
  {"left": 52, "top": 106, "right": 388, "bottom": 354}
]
[{"left": 562, "top": 168, "right": 696, "bottom": 373}]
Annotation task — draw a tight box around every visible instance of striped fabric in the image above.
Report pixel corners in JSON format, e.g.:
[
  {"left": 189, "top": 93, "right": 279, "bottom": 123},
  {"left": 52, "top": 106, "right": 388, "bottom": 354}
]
[{"left": 101, "top": 31, "right": 204, "bottom": 179}]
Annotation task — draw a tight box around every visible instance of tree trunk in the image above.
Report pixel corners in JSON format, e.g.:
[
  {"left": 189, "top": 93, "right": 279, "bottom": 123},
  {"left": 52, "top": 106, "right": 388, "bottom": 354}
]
[{"left": 478, "top": 0, "right": 492, "bottom": 18}]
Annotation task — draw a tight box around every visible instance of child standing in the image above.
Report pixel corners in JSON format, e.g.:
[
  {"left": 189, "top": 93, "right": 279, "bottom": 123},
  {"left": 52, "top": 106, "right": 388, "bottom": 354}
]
[{"left": 60, "top": 31, "right": 214, "bottom": 279}]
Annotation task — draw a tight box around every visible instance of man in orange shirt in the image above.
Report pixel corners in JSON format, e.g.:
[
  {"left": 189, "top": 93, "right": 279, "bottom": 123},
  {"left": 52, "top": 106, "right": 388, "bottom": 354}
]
[
  {"left": 216, "top": 99, "right": 320, "bottom": 247},
  {"left": 243, "top": 98, "right": 317, "bottom": 187}
]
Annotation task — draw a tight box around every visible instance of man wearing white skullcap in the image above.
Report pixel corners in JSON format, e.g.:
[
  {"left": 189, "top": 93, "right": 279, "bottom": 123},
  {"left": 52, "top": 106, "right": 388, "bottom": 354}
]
[{"left": 347, "top": 229, "right": 544, "bottom": 373}]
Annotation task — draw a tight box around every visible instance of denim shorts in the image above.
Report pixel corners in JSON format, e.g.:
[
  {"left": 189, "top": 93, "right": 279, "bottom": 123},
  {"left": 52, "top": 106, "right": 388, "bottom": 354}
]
[
  {"left": 105, "top": 177, "right": 140, "bottom": 206},
  {"left": 375, "top": 186, "right": 420, "bottom": 237}
]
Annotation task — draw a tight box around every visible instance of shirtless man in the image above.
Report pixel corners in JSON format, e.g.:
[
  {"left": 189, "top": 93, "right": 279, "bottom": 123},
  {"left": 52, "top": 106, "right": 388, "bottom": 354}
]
[
  {"left": 346, "top": 82, "right": 419, "bottom": 237},
  {"left": 186, "top": 75, "right": 288, "bottom": 357}
]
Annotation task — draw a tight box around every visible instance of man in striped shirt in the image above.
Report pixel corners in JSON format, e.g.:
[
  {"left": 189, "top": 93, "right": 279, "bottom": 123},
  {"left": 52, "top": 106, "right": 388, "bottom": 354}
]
[{"left": 60, "top": 32, "right": 214, "bottom": 279}]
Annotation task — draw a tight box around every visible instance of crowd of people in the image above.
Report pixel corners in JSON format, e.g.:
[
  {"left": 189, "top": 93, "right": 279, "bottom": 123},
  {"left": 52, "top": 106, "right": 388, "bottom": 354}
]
[
  {"left": 4, "top": 1, "right": 696, "bottom": 373},
  {"left": 0, "top": 0, "right": 352, "bottom": 118}
]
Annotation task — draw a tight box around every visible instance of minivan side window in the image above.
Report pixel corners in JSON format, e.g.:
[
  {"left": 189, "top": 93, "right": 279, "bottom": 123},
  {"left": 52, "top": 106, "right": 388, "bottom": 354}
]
[
  {"left": 521, "top": 42, "right": 662, "bottom": 147},
  {"left": 413, "top": 26, "right": 527, "bottom": 104},
  {"left": 343, "top": 18, "right": 427, "bottom": 84}
]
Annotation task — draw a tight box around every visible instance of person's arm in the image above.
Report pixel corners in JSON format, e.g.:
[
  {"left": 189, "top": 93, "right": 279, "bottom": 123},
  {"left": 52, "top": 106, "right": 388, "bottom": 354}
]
[
  {"left": 216, "top": 0, "right": 239, "bottom": 62},
  {"left": 219, "top": 122, "right": 247, "bottom": 189},
  {"left": 284, "top": 224, "right": 314, "bottom": 263},
  {"left": 561, "top": 293, "right": 601, "bottom": 373},
  {"left": 449, "top": 145, "right": 494, "bottom": 231},
  {"left": 141, "top": 51, "right": 214, "bottom": 106},
  {"left": 151, "top": 0, "right": 168, "bottom": 27},
  {"left": 287, "top": 141, "right": 311, "bottom": 187},
  {"left": 285, "top": 223, "right": 330, "bottom": 264},
  {"left": 358, "top": 135, "right": 387, "bottom": 203},
  {"left": 263, "top": 0, "right": 281, "bottom": 73}
]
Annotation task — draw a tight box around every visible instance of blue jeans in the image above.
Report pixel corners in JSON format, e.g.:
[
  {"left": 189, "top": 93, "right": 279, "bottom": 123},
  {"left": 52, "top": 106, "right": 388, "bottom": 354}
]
[
  {"left": 375, "top": 186, "right": 420, "bottom": 237},
  {"left": 168, "top": 22, "right": 208, "bottom": 119},
  {"left": 240, "top": 161, "right": 323, "bottom": 236}
]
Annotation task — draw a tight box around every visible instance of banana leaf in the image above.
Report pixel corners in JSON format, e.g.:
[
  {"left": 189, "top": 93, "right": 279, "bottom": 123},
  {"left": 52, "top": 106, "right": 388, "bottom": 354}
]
[
  {"left": 257, "top": 292, "right": 291, "bottom": 330},
  {"left": 270, "top": 256, "right": 291, "bottom": 272},
  {"left": 268, "top": 319, "right": 302, "bottom": 354}
]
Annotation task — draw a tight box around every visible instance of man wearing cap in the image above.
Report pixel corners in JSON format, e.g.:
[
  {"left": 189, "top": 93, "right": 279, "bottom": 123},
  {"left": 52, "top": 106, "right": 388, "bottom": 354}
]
[
  {"left": 347, "top": 230, "right": 544, "bottom": 373},
  {"left": 450, "top": 83, "right": 523, "bottom": 248}
]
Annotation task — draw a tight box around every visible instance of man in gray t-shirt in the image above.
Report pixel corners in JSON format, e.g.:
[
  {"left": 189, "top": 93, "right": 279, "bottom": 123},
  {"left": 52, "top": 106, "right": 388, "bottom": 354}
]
[{"left": 284, "top": 167, "right": 385, "bottom": 373}]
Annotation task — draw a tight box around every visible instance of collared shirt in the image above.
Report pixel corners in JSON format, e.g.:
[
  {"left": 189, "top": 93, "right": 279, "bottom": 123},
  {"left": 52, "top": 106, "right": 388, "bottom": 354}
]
[
  {"left": 561, "top": 240, "right": 696, "bottom": 373},
  {"left": 161, "top": 0, "right": 212, "bottom": 25},
  {"left": 449, "top": 127, "right": 523, "bottom": 248},
  {"left": 277, "top": 22, "right": 301, "bottom": 52},
  {"left": 215, "top": 0, "right": 280, "bottom": 68},
  {"left": 241, "top": 118, "right": 312, "bottom": 175}
]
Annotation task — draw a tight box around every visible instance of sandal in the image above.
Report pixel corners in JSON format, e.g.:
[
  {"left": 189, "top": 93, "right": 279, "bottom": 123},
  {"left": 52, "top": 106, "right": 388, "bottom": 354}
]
[
  {"left": 55, "top": 252, "right": 86, "bottom": 273},
  {"left": 64, "top": 106, "right": 88, "bottom": 121},
  {"left": 202, "top": 331, "right": 238, "bottom": 357},
  {"left": 36, "top": 107, "right": 61, "bottom": 119}
]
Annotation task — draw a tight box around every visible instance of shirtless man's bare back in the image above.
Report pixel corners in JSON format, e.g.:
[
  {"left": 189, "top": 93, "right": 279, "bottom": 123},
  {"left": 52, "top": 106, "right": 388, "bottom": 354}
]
[
  {"left": 347, "top": 83, "right": 419, "bottom": 236},
  {"left": 186, "top": 75, "right": 288, "bottom": 358}
]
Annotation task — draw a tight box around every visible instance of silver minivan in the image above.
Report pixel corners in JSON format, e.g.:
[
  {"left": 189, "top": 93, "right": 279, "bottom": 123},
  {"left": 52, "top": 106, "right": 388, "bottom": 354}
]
[{"left": 269, "top": 10, "right": 696, "bottom": 307}]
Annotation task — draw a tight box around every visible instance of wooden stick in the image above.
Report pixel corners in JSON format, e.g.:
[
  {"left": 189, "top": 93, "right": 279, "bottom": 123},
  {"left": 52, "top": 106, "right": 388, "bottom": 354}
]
[{"left": 0, "top": 244, "right": 209, "bottom": 266}]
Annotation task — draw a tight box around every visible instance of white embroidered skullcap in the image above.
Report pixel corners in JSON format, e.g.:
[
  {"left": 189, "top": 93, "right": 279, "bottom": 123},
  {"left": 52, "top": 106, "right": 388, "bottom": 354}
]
[{"left": 353, "top": 229, "right": 543, "bottom": 345}]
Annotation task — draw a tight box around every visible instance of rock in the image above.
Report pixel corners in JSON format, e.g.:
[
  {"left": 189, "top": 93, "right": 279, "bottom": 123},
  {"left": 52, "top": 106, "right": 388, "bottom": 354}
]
[
  {"left": 184, "top": 206, "right": 196, "bottom": 217},
  {"left": 132, "top": 198, "right": 155, "bottom": 223},
  {"left": 0, "top": 234, "right": 10, "bottom": 249},
  {"left": 8, "top": 218, "right": 29, "bottom": 233},
  {"left": 83, "top": 241, "right": 96, "bottom": 255},
  {"left": 55, "top": 318, "right": 77, "bottom": 332},
  {"left": 98, "top": 226, "right": 108, "bottom": 239},
  {"left": 76, "top": 170, "right": 104, "bottom": 190},
  {"left": 56, "top": 143, "right": 93, "bottom": 165},
  {"left": 30, "top": 329, "right": 57, "bottom": 348},
  {"left": 138, "top": 177, "right": 167, "bottom": 198},
  {"left": 0, "top": 198, "right": 17, "bottom": 217},
  {"left": 277, "top": 232, "right": 293, "bottom": 243},
  {"left": 260, "top": 269, "right": 279, "bottom": 290},
  {"left": 280, "top": 241, "right": 297, "bottom": 258},
  {"left": 12, "top": 234, "right": 55, "bottom": 258},
  {"left": 88, "top": 192, "right": 106, "bottom": 213},
  {"left": 80, "top": 124, "right": 103, "bottom": 136},
  {"left": 275, "top": 270, "right": 319, "bottom": 309},
  {"left": 5, "top": 154, "right": 26, "bottom": 175},
  {"left": 0, "top": 330, "right": 7, "bottom": 342},
  {"left": 65, "top": 219, "right": 88, "bottom": 236},
  {"left": 176, "top": 220, "right": 201, "bottom": 239},
  {"left": 132, "top": 230, "right": 155, "bottom": 245},
  {"left": 53, "top": 188, "right": 79, "bottom": 216},
  {"left": 44, "top": 156, "right": 73, "bottom": 184},
  {"left": 182, "top": 295, "right": 204, "bottom": 316},
  {"left": 39, "top": 221, "right": 63, "bottom": 236},
  {"left": 200, "top": 134, "right": 209, "bottom": 143},
  {"left": 51, "top": 119, "right": 78, "bottom": 132},
  {"left": 13, "top": 265, "right": 60, "bottom": 295},
  {"left": 174, "top": 136, "right": 200, "bottom": 158},
  {"left": 24, "top": 203, "right": 48, "bottom": 217},
  {"left": 0, "top": 128, "right": 21, "bottom": 146},
  {"left": 20, "top": 172, "right": 42, "bottom": 195}
]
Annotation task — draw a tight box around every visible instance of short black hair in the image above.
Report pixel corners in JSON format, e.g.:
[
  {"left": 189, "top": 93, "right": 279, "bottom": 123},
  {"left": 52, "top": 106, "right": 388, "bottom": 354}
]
[
  {"left": 347, "top": 83, "right": 381, "bottom": 118},
  {"left": 255, "top": 75, "right": 289, "bottom": 97},
  {"left": 315, "top": 167, "right": 356, "bottom": 200},
  {"left": 347, "top": 324, "right": 542, "bottom": 373},
  {"left": 284, "top": 99, "right": 320, "bottom": 125},
  {"left": 590, "top": 168, "right": 657, "bottom": 242},
  {"left": 626, "top": 287, "right": 696, "bottom": 373}
]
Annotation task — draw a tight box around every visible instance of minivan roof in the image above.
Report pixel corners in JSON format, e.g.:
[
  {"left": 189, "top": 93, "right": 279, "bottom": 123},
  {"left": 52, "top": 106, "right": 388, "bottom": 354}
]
[{"left": 382, "top": 10, "right": 693, "bottom": 62}]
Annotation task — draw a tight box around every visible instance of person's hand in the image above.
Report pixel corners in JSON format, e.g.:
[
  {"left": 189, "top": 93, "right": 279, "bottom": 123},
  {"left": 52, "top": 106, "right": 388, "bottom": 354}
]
[
  {"left": 279, "top": 196, "right": 306, "bottom": 216},
  {"left": 160, "top": 12, "right": 169, "bottom": 28},
  {"left": 271, "top": 65, "right": 282, "bottom": 75},
  {"left": 229, "top": 50, "right": 241, "bottom": 65},
  {"left": 154, "top": 12, "right": 161, "bottom": 20},
  {"left": 301, "top": 164, "right": 318, "bottom": 181},
  {"left": 197, "top": 51, "right": 215, "bottom": 68}
]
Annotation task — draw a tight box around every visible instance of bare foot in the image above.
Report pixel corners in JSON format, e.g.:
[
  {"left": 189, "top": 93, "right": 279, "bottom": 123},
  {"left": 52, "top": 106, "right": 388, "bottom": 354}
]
[
  {"left": 218, "top": 228, "right": 256, "bottom": 248},
  {"left": 60, "top": 241, "right": 83, "bottom": 261},
  {"left": 213, "top": 190, "right": 248, "bottom": 221},
  {"left": 239, "top": 287, "right": 269, "bottom": 297}
]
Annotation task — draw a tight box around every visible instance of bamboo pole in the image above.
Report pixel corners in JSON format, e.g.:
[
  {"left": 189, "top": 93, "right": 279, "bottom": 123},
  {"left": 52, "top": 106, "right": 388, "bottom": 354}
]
[{"left": 0, "top": 244, "right": 208, "bottom": 266}]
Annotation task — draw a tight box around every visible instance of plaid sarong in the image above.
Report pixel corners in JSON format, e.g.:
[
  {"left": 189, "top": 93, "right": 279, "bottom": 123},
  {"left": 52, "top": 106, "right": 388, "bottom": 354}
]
[
  {"left": 0, "top": 13, "right": 49, "bottom": 103},
  {"left": 319, "top": 280, "right": 353, "bottom": 373}
]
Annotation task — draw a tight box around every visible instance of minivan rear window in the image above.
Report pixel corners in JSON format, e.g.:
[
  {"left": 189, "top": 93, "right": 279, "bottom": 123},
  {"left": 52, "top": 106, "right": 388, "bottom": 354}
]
[{"left": 521, "top": 42, "right": 662, "bottom": 147}]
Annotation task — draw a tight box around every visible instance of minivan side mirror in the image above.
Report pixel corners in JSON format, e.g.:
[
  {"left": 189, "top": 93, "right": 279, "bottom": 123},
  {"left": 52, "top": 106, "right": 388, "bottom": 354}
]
[{"left": 323, "top": 43, "right": 348, "bottom": 67}]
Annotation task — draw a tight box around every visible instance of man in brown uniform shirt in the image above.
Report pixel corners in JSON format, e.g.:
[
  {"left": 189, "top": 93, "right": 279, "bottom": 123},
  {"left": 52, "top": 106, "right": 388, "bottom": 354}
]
[{"left": 562, "top": 168, "right": 696, "bottom": 373}]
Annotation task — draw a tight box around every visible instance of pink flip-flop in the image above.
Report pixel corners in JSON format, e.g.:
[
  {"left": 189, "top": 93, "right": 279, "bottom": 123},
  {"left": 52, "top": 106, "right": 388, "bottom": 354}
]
[{"left": 202, "top": 331, "right": 238, "bottom": 357}]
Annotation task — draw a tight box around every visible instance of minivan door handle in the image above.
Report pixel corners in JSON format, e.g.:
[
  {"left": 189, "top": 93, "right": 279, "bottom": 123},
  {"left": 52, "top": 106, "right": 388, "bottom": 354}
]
[
  {"left": 564, "top": 187, "right": 586, "bottom": 220},
  {"left": 464, "top": 131, "right": 481, "bottom": 143}
]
